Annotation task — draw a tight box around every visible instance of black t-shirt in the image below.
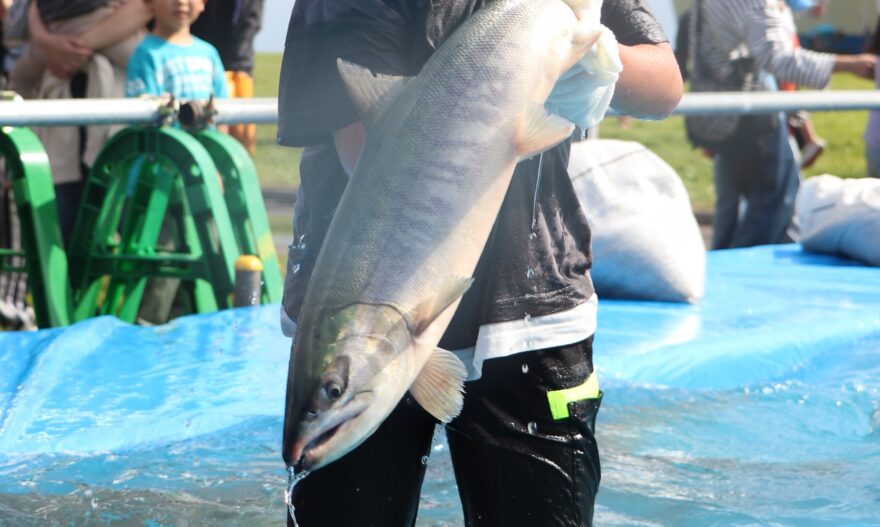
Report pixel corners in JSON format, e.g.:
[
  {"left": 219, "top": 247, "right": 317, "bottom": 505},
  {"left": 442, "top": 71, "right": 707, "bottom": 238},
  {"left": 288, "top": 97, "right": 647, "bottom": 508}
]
[
  {"left": 191, "top": 0, "right": 264, "bottom": 73},
  {"left": 279, "top": 0, "right": 667, "bottom": 350},
  {"left": 37, "top": 0, "right": 109, "bottom": 24}
]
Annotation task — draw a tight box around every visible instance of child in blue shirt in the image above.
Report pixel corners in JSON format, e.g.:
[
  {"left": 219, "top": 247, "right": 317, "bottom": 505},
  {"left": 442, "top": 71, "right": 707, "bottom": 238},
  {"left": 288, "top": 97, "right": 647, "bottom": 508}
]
[
  {"left": 126, "top": 0, "right": 227, "bottom": 325},
  {"left": 126, "top": 0, "right": 228, "bottom": 101}
]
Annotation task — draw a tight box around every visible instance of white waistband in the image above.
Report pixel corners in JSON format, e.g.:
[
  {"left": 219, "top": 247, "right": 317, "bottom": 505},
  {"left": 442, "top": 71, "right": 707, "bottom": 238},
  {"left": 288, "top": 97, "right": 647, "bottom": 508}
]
[
  {"left": 281, "top": 294, "right": 599, "bottom": 382},
  {"left": 453, "top": 294, "right": 598, "bottom": 380}
]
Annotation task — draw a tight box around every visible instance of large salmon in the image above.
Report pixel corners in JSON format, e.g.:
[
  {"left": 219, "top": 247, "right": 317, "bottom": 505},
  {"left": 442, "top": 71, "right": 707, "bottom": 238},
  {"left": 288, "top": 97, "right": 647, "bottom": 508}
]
[{"left": 283, "top": 0, "right": 619, "bottom": 472}]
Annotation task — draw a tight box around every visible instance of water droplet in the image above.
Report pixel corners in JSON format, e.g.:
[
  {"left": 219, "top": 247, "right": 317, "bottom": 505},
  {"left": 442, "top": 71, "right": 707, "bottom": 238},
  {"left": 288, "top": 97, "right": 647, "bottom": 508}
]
[
  {"left": 285, "top": 466, "right": 310, "bottom": 527},
  {"left": 292, "top": 263, "right": 301, "bottom": 274},
  {"left": 526, "top": 268, "right": 535, "bottom": 279},
  {"left": 529, "top": 231, "right": 537, "bottom": 240},
  {"left": 420, "top": 455, "right": 429, "bottom": 465},
  {"left": 524, "top": 313, "right": 531, "bottom": 322},
  {"left": 521, "top": 364, "right": 529, "bottom": 374},
  {"left": 527, "top": 421, "right": 537, "bottom": 435}
]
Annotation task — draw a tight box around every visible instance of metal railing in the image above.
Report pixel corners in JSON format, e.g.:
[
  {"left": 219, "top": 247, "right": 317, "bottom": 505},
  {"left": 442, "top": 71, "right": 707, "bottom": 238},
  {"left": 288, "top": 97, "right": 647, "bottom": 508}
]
[{"left": 2, "top": 91, "right": 880, "bottom": 127}]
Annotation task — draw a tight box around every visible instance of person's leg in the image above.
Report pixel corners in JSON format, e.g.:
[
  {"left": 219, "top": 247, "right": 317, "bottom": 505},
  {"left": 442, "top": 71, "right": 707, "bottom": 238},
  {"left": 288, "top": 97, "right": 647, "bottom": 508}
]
[
  {"left": 446, "top": 338, "right": 601, "bottom": 527},
  {"left": 53, "top": 181, "right": 85, "bottom": 246},
  {"left": 711, "top": 150, "right": 740, "bottom": 250},
  {"left": 225, "top": 71, "right": 257, "bottom": 155},
  {"left": 865, "top": 143, "right": 880, "bottom": 178},
  {"left": 730, "top": 115, "right": 800, "bottom": 247},
  {"left": 289, "top": 396, "right": 438, "bottom": 527}
]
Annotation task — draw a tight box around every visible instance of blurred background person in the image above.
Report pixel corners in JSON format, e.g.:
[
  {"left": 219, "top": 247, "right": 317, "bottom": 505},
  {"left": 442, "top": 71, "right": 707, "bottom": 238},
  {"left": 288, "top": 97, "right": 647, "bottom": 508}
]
[
  {"left": 692, "top": 0, "right": 876, "bottom": 250},
  {"left": 192, "top": 0, "right": 263, "bottom": 155},
  {"left": 10, "top": 0, "right": 150, "bottom": 244}
]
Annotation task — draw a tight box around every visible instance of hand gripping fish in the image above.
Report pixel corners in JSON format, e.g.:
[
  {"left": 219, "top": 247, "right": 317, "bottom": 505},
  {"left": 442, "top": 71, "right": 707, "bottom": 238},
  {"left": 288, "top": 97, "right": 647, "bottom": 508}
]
[{"left": 283, "top": 0, "right": 621, "bottom": 472}]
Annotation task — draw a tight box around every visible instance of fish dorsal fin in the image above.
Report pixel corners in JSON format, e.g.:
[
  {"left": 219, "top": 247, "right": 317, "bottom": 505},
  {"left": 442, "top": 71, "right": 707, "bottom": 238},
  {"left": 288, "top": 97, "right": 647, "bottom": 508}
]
[
  {"left": 337, "top": 59, "right": 411, "bottom": 125},
  {"left": 516, "top": 104, "right": 575, "bottom": 159},
  {"left": 410, "top": 276, "right": 473, "bottom": 336},
  {"left": 410, "top": 348, "right": 467, "bottom": 422}
]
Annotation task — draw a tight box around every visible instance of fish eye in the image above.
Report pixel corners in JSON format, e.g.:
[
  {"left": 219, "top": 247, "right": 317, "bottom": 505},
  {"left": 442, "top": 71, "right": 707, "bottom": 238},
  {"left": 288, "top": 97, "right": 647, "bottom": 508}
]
[{"left": 323, "top": 381, "right": 343, "bottom": 401}]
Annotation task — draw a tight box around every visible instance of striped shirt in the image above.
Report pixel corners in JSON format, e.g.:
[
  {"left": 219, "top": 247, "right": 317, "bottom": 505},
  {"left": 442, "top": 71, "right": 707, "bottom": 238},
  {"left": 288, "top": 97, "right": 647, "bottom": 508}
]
[{"left": 696, "top": 0, "right": 835, "bottom": 89}]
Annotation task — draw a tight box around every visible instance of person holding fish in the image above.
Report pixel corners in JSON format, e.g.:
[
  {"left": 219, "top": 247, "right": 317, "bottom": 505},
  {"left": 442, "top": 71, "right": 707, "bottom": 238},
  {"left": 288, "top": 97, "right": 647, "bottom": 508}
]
[{"left": 276, "top": 1, "right": 682, "bottom": 525}]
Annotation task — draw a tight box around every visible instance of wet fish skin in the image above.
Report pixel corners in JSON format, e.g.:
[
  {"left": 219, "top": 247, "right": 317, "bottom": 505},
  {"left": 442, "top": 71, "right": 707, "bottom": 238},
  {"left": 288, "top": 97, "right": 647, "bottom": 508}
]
[{"left": 283, "top": 0, "right": 613, "bottom": 472}]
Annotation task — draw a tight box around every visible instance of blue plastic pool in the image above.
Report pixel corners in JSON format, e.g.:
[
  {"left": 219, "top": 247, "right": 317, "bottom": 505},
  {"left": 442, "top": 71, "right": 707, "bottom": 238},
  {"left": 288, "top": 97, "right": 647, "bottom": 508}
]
[{"left": 1, "top": 245, "right": 879, "bottom": 525}]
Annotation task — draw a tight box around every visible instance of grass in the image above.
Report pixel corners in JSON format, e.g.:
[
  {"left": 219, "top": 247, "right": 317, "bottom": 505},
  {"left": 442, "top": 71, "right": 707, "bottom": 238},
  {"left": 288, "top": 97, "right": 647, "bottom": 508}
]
[
  {"left": 250, "top": 52, "right": 877, "bottom": 211},
  {"left": 252, "top": 54, "right": 302, "bottom": 190}
]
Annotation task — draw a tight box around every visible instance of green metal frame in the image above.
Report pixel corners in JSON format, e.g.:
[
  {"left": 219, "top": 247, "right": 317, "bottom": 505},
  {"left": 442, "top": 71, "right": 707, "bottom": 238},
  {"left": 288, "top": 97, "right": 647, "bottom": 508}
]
[
  {"left": 192, "top": 129, "right": 282, "bottom": 304},
  {"left": 0, "top": 127, "right": 73, "bottom": 327},
  {"left": 68, "top": 126, "right": 241, "bottom": 323}
]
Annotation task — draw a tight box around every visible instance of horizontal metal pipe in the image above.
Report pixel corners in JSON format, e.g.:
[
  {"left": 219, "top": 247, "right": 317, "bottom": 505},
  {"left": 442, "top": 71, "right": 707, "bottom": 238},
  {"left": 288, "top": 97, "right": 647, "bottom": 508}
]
[
  {"left": 0, "top": 97, "right": 166, "bottom": 126},
  {"left": 670, "top": 90, "right": 880, "bottom": 116},
  {"left": 0, "top": 97, "right": 279, "bottom": 127},
  {"left": 2, "top": 91, "right": 880, "bottom": 126}
]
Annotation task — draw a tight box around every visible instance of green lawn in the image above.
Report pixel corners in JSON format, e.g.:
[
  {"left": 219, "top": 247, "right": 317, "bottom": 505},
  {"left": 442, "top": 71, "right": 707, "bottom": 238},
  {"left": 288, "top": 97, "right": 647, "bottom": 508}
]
[
  {"left": 252, "top": 54, "right": 302, "bottom": 190},
  {"left": 251, "top": 53, "right": 877, "bottom": 210}
]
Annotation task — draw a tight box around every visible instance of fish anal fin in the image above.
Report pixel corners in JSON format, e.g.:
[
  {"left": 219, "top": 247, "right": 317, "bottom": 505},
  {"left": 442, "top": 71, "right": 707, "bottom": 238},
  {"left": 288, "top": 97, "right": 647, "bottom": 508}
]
[
  {"left": 516, "top": 105, "right": 575, "bottom": 159},
  {"left": 337, "top": 59, "right": 411, "bottom": 125},
  {"left": 410, "top": 276, "right": 473, "bottom": 336},
  {"left": 410, "top": 348, "right": 467, "bottom": 423}
]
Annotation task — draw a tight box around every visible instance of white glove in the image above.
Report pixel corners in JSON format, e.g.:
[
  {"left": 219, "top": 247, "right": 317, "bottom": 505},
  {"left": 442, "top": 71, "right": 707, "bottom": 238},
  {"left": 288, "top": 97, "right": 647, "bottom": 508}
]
[{"left": 545, "top": 26, "right": 623, "bottom": 130}]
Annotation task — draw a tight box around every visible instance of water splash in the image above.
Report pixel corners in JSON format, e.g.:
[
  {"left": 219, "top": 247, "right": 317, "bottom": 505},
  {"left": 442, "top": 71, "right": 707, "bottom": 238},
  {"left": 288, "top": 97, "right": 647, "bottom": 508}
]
[{"left": 284, "top": 465, "right": 310, "bottom": 527}]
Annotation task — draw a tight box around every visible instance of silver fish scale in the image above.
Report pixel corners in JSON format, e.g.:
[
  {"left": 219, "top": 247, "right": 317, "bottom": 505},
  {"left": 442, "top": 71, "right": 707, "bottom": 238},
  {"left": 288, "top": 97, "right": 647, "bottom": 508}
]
[{"left": 304, "top": 0, "right": 558, "bottom": 316}]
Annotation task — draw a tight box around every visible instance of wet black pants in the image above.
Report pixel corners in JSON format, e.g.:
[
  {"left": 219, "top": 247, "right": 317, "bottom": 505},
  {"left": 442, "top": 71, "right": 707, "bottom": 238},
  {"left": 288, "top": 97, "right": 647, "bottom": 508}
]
[{"left": 289, "top": 337, "right": 601, "bottom": 527}]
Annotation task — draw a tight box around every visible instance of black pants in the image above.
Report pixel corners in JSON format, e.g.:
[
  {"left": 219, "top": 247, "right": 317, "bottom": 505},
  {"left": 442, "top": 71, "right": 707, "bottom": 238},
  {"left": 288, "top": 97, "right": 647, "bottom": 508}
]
[{"left": 289, "top": 337, "right": 601, "bottom": 527}]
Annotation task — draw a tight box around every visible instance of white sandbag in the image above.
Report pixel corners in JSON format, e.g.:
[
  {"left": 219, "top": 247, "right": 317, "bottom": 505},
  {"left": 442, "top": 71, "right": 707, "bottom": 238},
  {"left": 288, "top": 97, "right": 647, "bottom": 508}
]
[
  {"left": 568, "top": 139, "right": 705, "bottom": 303},
  {"left": 796, "top": 174, "right": 880, "bottom": 266}
]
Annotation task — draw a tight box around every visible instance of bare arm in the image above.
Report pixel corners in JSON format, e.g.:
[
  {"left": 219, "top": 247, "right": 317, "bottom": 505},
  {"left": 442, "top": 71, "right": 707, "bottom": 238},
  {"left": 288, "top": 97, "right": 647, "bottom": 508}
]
[
  {"left": 833, "top": 54, "right": 877, "bottom": 80},
  {"left": 333, "top": 122, "right": 367, "bottom": 178},
  {"left": 79, "top": 0, "right": 151, "bottom": 53},
  {"left": 612, "top": 42, "right": 683, "bottom": 119},
  {"left": 28, "top": 0, "right": 92, "bottom": 79}
]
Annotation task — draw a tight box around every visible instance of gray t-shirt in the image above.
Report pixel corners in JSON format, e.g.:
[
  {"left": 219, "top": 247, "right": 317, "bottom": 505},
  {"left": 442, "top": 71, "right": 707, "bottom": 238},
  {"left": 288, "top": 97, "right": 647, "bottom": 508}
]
[{"left": 37, "top": 0, "right": 109, "bottom": 24}]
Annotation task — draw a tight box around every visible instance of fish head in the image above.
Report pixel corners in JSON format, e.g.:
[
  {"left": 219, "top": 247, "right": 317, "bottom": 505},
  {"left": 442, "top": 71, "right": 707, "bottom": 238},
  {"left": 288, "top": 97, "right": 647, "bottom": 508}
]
[{"left": 283, "top": 304, "right": 417, "bottom": 472}]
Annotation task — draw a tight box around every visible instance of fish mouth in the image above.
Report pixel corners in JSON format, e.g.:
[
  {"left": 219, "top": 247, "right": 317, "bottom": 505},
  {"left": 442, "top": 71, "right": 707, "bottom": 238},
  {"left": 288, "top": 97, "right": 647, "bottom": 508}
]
[{"left": 292, "top": 393, "right": 372, "bottom": 472}]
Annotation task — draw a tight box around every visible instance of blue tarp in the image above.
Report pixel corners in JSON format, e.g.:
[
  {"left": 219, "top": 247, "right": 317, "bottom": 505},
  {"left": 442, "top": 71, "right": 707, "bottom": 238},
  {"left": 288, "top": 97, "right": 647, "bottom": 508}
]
[
  {"left": 0, "top": 244, "right": 878, "bottom": 456},
  {"left": 1, "top": 244, "right": 879, "bottom": 525}
]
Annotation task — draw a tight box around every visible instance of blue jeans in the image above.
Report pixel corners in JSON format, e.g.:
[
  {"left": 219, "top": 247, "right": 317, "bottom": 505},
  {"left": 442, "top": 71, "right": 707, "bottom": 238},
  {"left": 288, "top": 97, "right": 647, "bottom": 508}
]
[
  {"left": 712, "top": 114, "right": 800, "bottom": 249},
  {"left": 865, "top": 144, "right": 880, "bottom": 178}
]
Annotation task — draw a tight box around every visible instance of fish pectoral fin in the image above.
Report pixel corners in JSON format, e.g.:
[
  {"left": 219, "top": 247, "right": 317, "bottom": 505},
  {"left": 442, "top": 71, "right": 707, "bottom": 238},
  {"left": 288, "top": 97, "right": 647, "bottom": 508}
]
[
  {"left": 410, "top": 348, "right": 467, "bottom": 423},
  {"left": 516, "top": 104, "right": 575, "bottom": 159},
  {"left": 411, "top": 276, "right": 473, "bottom": 336},
  {"left": 337, "top": 59, "right": 411, "bottom": 125}
]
